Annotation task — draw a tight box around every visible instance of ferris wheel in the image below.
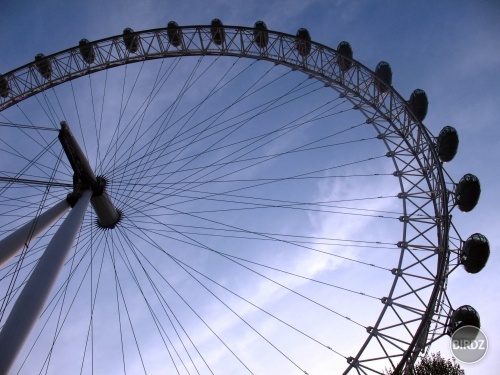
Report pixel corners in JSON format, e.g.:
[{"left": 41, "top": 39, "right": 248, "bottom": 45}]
[{"left": 0, "top": 21, "right": 489, "bottom": 374}]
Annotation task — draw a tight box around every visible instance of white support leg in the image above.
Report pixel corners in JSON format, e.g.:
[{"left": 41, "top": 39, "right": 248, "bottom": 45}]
[
  {"left": 0, "top": 190, "right": 91, "bottom": 375},
  {"left": 0, "top": 199, "right": 70, "bottom": 268}
]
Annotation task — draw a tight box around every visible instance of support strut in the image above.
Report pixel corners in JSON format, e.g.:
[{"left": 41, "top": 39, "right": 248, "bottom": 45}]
[
  {"left": 0, "top": 121, "right": 122, "bottom": 373},
  {"left": 0, "top": 199, "right": 70, "bottom": 268},
  {"left": 0, "top": 190, "right": 92, "bottom": 374}
]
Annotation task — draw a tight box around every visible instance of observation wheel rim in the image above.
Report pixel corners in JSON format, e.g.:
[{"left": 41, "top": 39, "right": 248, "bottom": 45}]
[{"left": 0, "top": 24, "right": 451, "bottom": 373}]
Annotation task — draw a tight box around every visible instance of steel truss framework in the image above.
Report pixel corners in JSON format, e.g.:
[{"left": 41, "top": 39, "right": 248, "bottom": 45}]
[{"left": 0, "top": 25, "right": 463, "bottom": 374}]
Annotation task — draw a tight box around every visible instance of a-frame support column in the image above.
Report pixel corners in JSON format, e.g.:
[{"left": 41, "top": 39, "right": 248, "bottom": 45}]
[
  {"left": 0, "top": 199, "right": 70, "bottom": 268},
  {"left": 0, "top": 190, "right": 92, "bottom": 375}
]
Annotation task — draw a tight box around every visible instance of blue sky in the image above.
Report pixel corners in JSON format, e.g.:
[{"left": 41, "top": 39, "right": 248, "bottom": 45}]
[{"left": 0, "top": 1, "right": 499, "bottom": 374}]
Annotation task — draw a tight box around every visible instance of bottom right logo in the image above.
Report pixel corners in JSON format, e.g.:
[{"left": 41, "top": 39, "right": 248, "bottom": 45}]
[{"left": 450, "top": 325, "right": 488, "bottom": 363}]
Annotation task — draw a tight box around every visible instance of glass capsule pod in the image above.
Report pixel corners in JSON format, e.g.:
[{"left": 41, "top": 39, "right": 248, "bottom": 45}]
[
  {"left": 461, "top": 233, "right": 490, "bottom": 274},
  {"left": 455, "top": 173, "right": 481, "bottom": 212},
  {"left": 123, "top": 28, "right": 139, "bottom": 53},
  {"left": 253, "top": 20, "right": 269, "bottom": 49},
  {"left": 409, "top": 88, "right": 429, "bottom": 122},
  {"left": 374, "top": 61, "right": 392, "bottom": 93},
  {"left": 167, "top": 21, "right": 183, "bottom": 48},
  {"left": 79, "top": 39, "right": 95, "bottom": 64},
  {"left": 0, "top": 75, "right": 9, "bottom": 98},
  {"left": 448, "top": 305, "right": 481, "bottom": 336},
  {"left": 34, "top": 53, "right": 52, "bottom": 80},
  {"left": 295, "top": 28, "right": 311, "bottom": 57},
  {"left": 210, "top": 19, "right": 225, "bottom": 45},
  {"left": 337, "top": 41, "right": 353, "bottom": 72},
  {"left": 437, "top": 126, "right": 459, "bottom": 162}
]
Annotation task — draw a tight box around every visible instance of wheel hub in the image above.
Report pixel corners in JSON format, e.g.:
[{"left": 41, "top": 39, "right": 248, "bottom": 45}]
[{"left": 58, "top": 121, "right": 121, "bottom": 228}]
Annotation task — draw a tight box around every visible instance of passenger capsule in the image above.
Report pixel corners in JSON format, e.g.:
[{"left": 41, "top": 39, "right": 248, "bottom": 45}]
[
  {"left": 211, "top": 19, "right": 225, "bottom": 45},
  {"left": 374, "top": 61, "right": 392, "bottom": 92},
  {"left": 253, "top": 20, "right": 269, "bottom": 48},
  {"left": 79, "top": 39, "right": 95, "bottom": 64},
  {"left": 123, "top": 28, "right": 139, "bottom": 53},
  {"left": 35, "top": 53, "right": 52, "bottom": 80},
  {"left": 167, "top": 21, "right": 183, "bottom": 47},
  {"left": 461, "top": 233, "right": 490, "bottom": 274},
  {"left": 455, "top": 173, "right": 481, "bottom": 212},
  {"left": 0, "top": 75, "right": 9, "bottom": 98},
  {"left": 295, "top": 28, "right": 311, "bottom": 57},
  {"left": 409, "top": 89, "right": 428, "bottom": 122},
  {"left": 448, "top": 305, "right": 480, "bottom": 336},
  {"left": 437, "top": 126, "right": 459, "bottom": 162},
  {"left": 337, "top": 41, "right": 353, "bottom": 71}
]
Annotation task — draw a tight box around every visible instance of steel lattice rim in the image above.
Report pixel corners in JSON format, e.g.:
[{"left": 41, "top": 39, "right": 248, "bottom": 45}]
[{"left": 0, "top": 25, "right": 454, "bottom": 374}]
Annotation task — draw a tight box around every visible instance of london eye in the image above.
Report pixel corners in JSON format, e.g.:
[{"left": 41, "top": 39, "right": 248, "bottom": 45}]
[{"left": 0, "top": 21, "right": 488, "bottom": 374}]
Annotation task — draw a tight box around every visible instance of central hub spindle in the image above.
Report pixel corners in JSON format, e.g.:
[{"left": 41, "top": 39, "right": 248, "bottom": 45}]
[{"left": 58, "top": 121, "right": 121, "bottom": 229}]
